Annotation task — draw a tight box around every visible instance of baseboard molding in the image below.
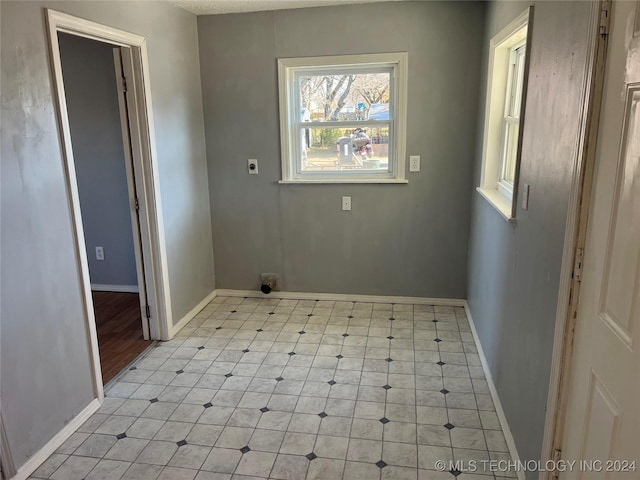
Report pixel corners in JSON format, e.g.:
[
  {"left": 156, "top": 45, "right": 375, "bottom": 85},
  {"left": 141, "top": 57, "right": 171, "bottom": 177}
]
[
  {"left": 215, "top": 289, "right": 466, "bottom": 307},
  {"left": 168, "top": 289, "right": 217, "bottom": 339},
  {"left": 464, "top": 301, "right": 525, "bottom": 480},
  {"left": 11, "top": 398, "right": 101, "bottom": 480},
  {"left": 90, "top": 284, "right": 139, "bottom": 293}
]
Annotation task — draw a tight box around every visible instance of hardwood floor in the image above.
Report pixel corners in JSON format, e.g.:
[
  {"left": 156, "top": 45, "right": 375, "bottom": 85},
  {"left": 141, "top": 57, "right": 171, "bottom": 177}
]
[{"left": 92, "top": 291, "right": 150, "bottom": 384}]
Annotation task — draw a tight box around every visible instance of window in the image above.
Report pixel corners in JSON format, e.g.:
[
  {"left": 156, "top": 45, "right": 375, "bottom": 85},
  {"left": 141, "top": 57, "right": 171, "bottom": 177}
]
[
  {"left": 278, "top": 53, "right": 407, "bottom": 183},
  {"left": 478, "top": 8, "right": 531, "bottom": 221}
]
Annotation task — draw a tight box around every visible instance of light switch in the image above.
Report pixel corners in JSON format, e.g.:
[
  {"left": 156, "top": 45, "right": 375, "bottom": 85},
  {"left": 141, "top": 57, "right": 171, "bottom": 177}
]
[
  {"left": 522, "top": 184, "right": 530, "bottom": 210},
  {"left": 248, "top": 159, "right": 259, "bottom": 175},
  {"left": 342, "top": 196, "right": 351, "bottom": 211}
]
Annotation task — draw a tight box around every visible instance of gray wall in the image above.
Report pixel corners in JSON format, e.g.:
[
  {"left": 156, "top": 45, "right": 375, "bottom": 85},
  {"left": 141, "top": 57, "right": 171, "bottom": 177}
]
[
  {"left": 198, "top": 1, "right": 485, "bottom": 298},
  {"left": 467, "top": 0, "right": 594, "bottom": 470},
  {"left": 1, "top": 0, "right": 213, "bottom": 470},
  {"left": 59, "top": 33, "right": 138, "bottom": 288}
]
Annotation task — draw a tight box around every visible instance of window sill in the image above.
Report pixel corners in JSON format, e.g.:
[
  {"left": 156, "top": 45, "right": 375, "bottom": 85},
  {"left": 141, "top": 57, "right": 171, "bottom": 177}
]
[
  {"left": 279, "top": 179, "right": 409, "bottom": 185},
  {"left": 476, "top": 187, "right": 516, "bottom": 223}
]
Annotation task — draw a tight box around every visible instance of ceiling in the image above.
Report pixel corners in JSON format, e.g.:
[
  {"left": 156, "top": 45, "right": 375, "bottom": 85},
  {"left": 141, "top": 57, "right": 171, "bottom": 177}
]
[{"left": 168, "top": 0, "right": 403, "bottom": 15}]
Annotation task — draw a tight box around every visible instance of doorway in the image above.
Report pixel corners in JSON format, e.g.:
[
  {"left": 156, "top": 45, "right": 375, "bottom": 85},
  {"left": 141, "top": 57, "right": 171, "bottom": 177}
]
[
  {"left": 57, "top": 32, "right": 151, "bottom": 384},
  {"left": 46, "top": 9, "right": 171, "bottom": 398}
]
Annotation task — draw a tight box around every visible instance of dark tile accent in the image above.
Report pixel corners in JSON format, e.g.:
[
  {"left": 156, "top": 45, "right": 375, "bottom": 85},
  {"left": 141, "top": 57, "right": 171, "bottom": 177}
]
[
  {"left": 260, "top": 407, "right": 269, "bottom": 413},
  {"left": 307, "top": 314, "right": 314, "bottom": 317},
  {"left": 342, "top": 333, "right": 349, "bottom": 337},
  {"left": 440, "top": 389, "right": 450, "bottom": 395},
  {"left": 215, "top": 327, "right": 222, "bottom": 330},
  {"left": 382, "top": 385, "right": 391, "bottom": 390},
  {"left": 299, "top": 331, "right": 306, "bottom": 335},
  {"left": 129, "top": 366, "right": 137, "bottom": 371},
  {"left": 434, "top": 338, "right": 442, "bottom": 343},
  {"left": 328, "top": 380, "right": 336, "bottom": 386},
  {"left": 177, "top": 440, "right": 187, "bottom": 447},
  {"left": 318, "top": 412, "right": 328, "bottom": 418},
  {"left": 288, "top": 352, "right": 296, "bottom": 356},
  {"left": 336, "top": 355, "right": 343, "bottom": 359},
  {"left": 379, "top": 417, "right": 390, "bottom": 424},
  {"left": 385, "top": 358, "right": 393, "bottom": 363},
  {"left": 389, "top": 317, "right": 395, "bottom": 321},
  {"left": 240, "top": 446, "right": 251, "bottom": 454},
  {"left": 348, "top": 315, "right": 353, "bottom": 319},
  {"left": 257, "top": 329, "right": 263, "bottom": 332},
  {"left": 242, "top": 349, "right": 250, "bottom": 353},
  {"left": 450, "top": 469, "right": 462, "bottom": 477},
  {"left": 376, "top": 460, "right": 387, "bottom": 468},
  {"left": 387, "top": 336, "right": 394, "bottom": 340},
  {"left": 176, "top": 370, "right": 184, "bottom": 375},
  {"left": 437, "top": 361, "right": 445, "bottom": 366},
  {"left": 150, "top": 398, "right": 159, "bottom": 403},
  {"left": 203, "top": 403, "right": 213, "bottom": 408},
  {"left": 269, "top": 312, "right": 275, "bottom": 315},
  {"left": 275, "top": 377, "right": 284, "bottom": 382},
  {"left": 116, "top": 433, "right": 127, "bottom": 440},
  {"left": 306, "top": 453, "right": 317, "bottom": 461},
  {"left": 225, "top": 373, "right": 233, "bottom": 378},
  {"left": 444, "top": 423, "right": 455, "bottom": 430},
  {"left": 197, "top": 346, "right": 205, "bottom": 350},
  {"left": 230, "top": 310, "right": 237, "bottom": 313}
]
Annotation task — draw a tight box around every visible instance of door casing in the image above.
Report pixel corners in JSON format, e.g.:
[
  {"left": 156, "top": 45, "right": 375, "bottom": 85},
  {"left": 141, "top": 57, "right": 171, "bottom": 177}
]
[
  {"left": 538, "top": 1, "right": 614, "bottom": 476},
  {"left": 45, "top": 9, "right": 174, "bottom": 402}
]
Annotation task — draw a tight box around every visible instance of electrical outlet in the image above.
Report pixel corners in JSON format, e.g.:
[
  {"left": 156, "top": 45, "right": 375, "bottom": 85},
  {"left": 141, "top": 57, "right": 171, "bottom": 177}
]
[
  {"left": 409, "top": 155, "right": 421, "bottom": 172},
  {"left": 248, "top": 159, "right": 259, "bottom": 175},
  {"left": 342, "top": 196, "right": 351, "bottom": 211},
  {"left": 95, "top": 246, "right": 104, "bottom": 261}
]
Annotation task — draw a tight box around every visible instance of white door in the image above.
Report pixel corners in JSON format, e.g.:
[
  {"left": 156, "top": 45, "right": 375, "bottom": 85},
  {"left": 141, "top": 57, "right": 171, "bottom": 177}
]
[
  {"left": 113, "top": 47, "right": 154, "bottom": 341},
  {"left": 559, "top": 1, "right": 640, "bottom": 478}
]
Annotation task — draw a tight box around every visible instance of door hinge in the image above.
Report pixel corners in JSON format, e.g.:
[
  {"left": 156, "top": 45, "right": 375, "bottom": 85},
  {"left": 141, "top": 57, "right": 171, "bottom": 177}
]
[
  {"left": 573, "top": 247, "right": 584, "bottom": 282},
  {"left": 122, "top": 75, "right": 128, "bottom": 93},
  {"left": 599, "top": 1, "right": 611, "bottom": 36},
  {"left": 134, "top": 197, "right": 140, "bottom": 211},
  {"left": 145, "top": 304, "right": 151, "bottom": 319},
  {"left": 551, "top": 448, "right": 562, "bottom": 479}
]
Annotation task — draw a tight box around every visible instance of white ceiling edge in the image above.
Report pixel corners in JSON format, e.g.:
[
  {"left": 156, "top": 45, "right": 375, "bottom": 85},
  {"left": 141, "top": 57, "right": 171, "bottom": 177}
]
[{"left": 168, "top": 0, "right": 404, "bottom": 16}]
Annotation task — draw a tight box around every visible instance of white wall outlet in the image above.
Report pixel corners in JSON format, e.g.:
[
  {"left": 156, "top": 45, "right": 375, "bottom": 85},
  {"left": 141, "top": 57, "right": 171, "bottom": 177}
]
[
  {"left": 95, "top": 246, "right": 104, "bottom": 261},
  {"left": 248, "top": 159, "right": 259, "bottom": 175},
  {"left": 342, "top": 196, "right": 351, "bottom": 211},
  {"left": 522, "top": 183, "right": 530, "bottom": 210},
  {"left": 409, "top": 155, "right": 421, "bottom": 172}
]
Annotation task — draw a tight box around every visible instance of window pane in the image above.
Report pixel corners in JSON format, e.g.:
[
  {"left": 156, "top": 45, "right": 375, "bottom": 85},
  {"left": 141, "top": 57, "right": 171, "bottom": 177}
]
[
  {"left": 298, "top": 72, "right": 391, "bottom": 123},
  {"left": 507, "top": 44, "right": 526, "bottom": 117},
  {"left": 301, "top": 126, "right": 389, "bottom": 172},
  {"left": 502, "top": 122, "right": 519, "bottom": 184}
]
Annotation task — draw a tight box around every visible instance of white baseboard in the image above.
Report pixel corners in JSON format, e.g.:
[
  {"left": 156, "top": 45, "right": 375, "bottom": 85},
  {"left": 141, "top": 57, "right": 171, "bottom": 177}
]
[
  {"left": 91, "top": 284, "right": 139, "bottom": 293},
  {"left": 464, "top": 301, "right": 525, "bottom": 480},
  {"left": 11, "top": 398, "right": 101, "bottom": 480},
  {"left": 215, "top": 289, "right": 466, "bottom": 307},
  {"left": 168, "top": 289, "right": 217, "bottom": 338}
]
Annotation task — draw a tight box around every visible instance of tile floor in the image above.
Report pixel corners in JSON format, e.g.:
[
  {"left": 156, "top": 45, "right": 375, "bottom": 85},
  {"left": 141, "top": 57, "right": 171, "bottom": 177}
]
[{"left": 31, "top": 296, "right": 515, "bottom": 480}]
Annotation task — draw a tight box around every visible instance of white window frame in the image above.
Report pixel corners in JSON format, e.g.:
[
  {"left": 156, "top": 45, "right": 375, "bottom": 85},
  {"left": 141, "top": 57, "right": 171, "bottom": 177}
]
[
  {"left": 277, "top": 53, "right": 408, "bottom": 184},
  {"left": 477, "top": 8, "right": 531, "bottom": 221}
]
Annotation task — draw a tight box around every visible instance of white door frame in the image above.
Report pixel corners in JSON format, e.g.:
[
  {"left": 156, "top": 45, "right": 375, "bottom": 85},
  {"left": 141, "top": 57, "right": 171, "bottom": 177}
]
[
  {"left": 538, "top": 1, "right": 611, "bottom": 476},
  {"left": 0, "top": 414, "right": 15, "bottom": 479},
  {"left": 45, "top": 9, "right": 173, "bottom": 400}
]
